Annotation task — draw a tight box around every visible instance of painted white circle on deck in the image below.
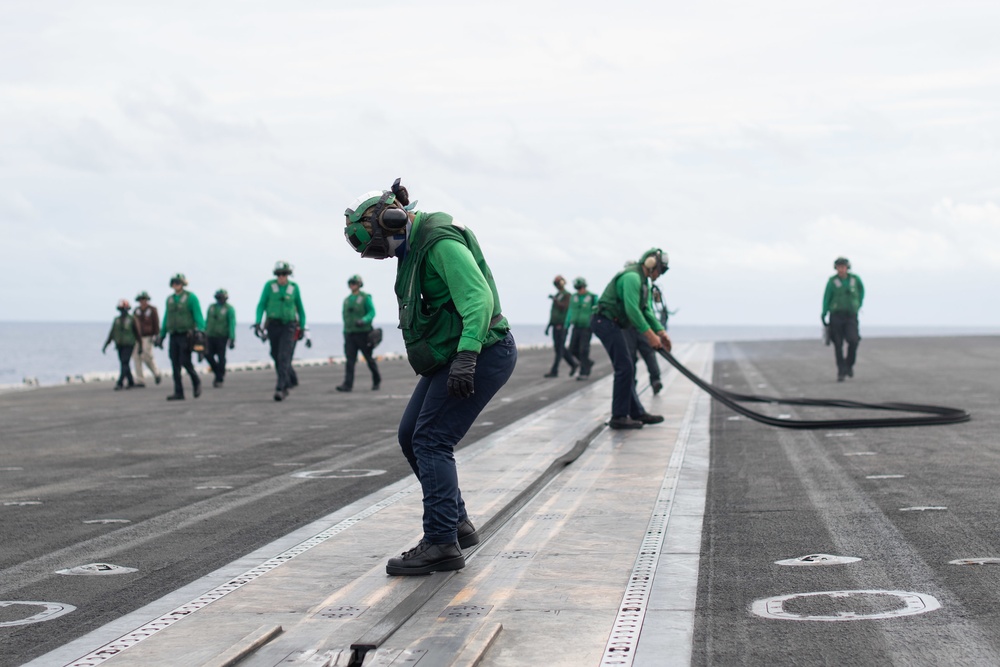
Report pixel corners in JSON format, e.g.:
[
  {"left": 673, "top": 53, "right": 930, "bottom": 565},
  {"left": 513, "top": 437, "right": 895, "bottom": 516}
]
[
  {"left": 0, "top": 601, "right": 77, "bottom": 627},
  {"left": 291, "top": 469, "right": 386, "bottom": 479},
  {"left": 752, "top": 590, "right": 940, "bottom": 621}
]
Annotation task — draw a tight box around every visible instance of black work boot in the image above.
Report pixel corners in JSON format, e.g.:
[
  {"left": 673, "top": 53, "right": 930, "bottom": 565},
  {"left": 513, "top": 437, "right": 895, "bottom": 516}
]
[
  {"left": 609, "top": 416, "right": 643, "bottom": 430},
  {"left": 637, "top": 413, "right": 664, "bottom": 424},
  {"left": 386, "top": 540, "right": 465, "bottom": 576},
  {"left": 335, "top": 384, "right": 352, "bottom": 392},
  {"left": 457, "top": 518, "right": 480, "bottom": 549},
  {"left": 166, "top": 394, "right": 184, "bottom": 401}
]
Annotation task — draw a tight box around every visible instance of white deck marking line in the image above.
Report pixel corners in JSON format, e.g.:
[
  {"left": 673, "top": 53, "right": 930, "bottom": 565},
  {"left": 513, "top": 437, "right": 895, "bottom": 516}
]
[{"left": 600, "top": 348, "right": 707, "bottom": 667}]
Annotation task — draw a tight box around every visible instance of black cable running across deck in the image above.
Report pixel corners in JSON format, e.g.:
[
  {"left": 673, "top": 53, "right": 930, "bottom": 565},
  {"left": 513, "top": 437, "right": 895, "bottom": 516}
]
[{"left": 657, "top": 349, "right": 971, "bottom": 429}]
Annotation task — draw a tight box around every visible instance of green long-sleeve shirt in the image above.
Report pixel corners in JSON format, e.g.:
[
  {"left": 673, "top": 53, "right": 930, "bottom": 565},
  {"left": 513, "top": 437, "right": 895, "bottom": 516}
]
[
  {"left": 822, "top": 273, "right": 864, "bottom": 317},
  {"left": 395, "top": 211, "right": 508, "bottom": 376},
  {"left": 255, "top": 280, "right": 306, "bottom": 327},
  {"left": 205, "top": 303, "right": 236, "bottom": 339},
  {"left": 597, "top": 265, "right": 663, "bottom": 334},
  {"left": 564, "top": 291, "right": 597, "bottom": 328},
  {"left": 160, "top": 291, "right": 205, "bottom": 335},
  {"left": 343, "top": 291, "right": 375, "bottom": 333}
]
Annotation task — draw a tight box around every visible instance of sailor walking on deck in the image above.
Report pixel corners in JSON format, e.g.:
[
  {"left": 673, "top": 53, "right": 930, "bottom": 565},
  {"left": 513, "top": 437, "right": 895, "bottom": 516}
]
[
  {"left": 564, "top": 277, "right": 596, "bottom": 380},
  {"left": 592, "top": 248, "right": 671, "bottom": 429},
  {"left": 255, "top": 261, "right": 306, "bottom": 402},
  {"left": 336, "top": 275, "right": 381, "bottom": 392},
  {"left": 132, "top": 291, "right": 162, "bottom": 386},
  {"left": 344, "top": 178, "right": 516, "bottom": 576},
  {"left": 543, "top": 275, "right": 575, "bottom": 377},
  {"left": 158, "top": 274, "right": 205, "bottom": 401},
  {"left": 822, "top": 257, "right": 864, "bottom": 382},
  {"left": 205, "top": 289, "right": 236, "bottom": 388},
  {"left": 102, "top": 299, "right": 143, "bottom": 391}
]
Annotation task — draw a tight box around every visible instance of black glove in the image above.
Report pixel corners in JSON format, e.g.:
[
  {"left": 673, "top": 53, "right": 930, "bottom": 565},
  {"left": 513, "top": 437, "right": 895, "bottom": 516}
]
[
  {"left": 154, "top": 336, "right": 163, "bottom": 349},
  {"left": 447, "top": 351, "right": 478, "bottom": 399},
  {"left": 253, "top": 323, "right": 265, "bottom": 339},
  {"left": 544, "top": 324, "right": 551, "bottom": 336},
  {"left": 101, "top": 345, "right": 108, "bottom": 354},
  {"left": 228, "top": 339, "right": 235, "bottom": 350},
  {"left": 304, "top": 338, "right": 312, "bottom": 348},
  {"left": 821, "top": 314, "right": 828, "bottom": 327}
]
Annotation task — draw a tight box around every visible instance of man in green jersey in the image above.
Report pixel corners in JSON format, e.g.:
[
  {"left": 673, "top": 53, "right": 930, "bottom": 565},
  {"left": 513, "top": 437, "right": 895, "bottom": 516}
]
[
  {"left": 544, "top": 275, "right": 575, "bottom": 377},
  {"left": 158, "top": 274, "right": 205, "bottom": 400},
  {"left": 102, "top": 299, "right": 143, "bottom": 390},
  {"left": 336, "top": 274, "right": 381, "bottom": 392},
  {"left": 592, "top": 249, "right": 671, "bottom": 429},
  {"left": 344, "top": 178, "right": 516, "bottom": 576},
  {"left": 205, "top": 289, "right": 236, "bottom": 388},
  {"left": 255, "top": 261, "right": 306, "bottom": 401},
  {"left": 564, "top": 277, "right": 596, "bottom": 380},
  {"left": 822, "top": 257, "right": 865, "bottom": 381}
]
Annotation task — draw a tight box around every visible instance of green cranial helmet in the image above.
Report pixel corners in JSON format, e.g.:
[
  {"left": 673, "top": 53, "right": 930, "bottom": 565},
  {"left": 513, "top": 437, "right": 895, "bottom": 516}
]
[
  {"left": 344, "top": 190, "right": 389, "bottom": 255},
  {"left": 573, "top": 277, "right": 587, "bottom": 289},
  {"left": 348, "top": 274, "right": 363, "bottom": 288},
  {"left": 136, "top": 290, "right": 151, "bottom": 301},
  {"left": 169, "top": 273, "right": 188, "bottom": 286},
  {"left": 344, "top": 189, "right": 408, "bottom": 258},
  {"left": 215, "top": 288, "right": 228, "bottom": 299},
  {"left": 640, "top": 248, "right": 669, "bottom": 274},
  {"left": 834, "top": 257, "right": 851, "bottom": 269},
  {"left": 273, "top": 261, "right": 293, "bottom": 276}
]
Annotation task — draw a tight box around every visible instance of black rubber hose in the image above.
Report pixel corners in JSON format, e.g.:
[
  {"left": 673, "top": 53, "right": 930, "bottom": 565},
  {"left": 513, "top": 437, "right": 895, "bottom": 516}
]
[{"left": 657, "top": 349, "right": 970, "bottom": 429}]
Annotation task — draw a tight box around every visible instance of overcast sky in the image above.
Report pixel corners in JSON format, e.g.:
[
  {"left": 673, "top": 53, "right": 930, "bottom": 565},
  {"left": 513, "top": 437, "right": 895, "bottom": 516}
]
[{"left": 3, "top": 1, "right": 998, "bottom": 327}]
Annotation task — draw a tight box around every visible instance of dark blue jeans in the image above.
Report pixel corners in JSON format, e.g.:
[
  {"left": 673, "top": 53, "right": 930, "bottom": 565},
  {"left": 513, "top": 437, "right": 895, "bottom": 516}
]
[
  {"left": 829, "top": 312, "right": 860, "bottom": 373},
  {"left": 169, "top": 332, "right": 200, "bottom": 396},
  {"left": 592, "top": 315, "right": 647, "bottom": 420},
  {"left": 206, "top": 336, "right": 229, "bottom": 382},
  {"left": 342, "top": 331, "right": 380, "bottom": 389},
  {"left": 267, "top": 321, "right": 297, "bottom": 391},
  {"left": 398, "top": 332, "right": 517, "bottom": 545}
]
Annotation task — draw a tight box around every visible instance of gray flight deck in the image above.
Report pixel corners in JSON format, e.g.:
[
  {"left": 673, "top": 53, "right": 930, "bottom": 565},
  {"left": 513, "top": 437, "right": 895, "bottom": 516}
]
[{"left": 3, "top": 336, "right": 999, "bottom": 666}]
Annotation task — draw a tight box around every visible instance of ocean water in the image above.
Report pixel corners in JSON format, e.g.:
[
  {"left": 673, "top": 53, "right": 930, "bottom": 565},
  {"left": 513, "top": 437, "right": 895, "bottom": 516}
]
[{"left": 1, "top": 322, "right": 997, "bottom": 388}]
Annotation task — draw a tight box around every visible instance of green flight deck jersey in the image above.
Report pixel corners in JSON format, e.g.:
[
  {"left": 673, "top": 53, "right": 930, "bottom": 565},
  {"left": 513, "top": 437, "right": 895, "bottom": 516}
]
[
  {"left": 549, "top": 288, "right": 570, "bottom": 327},
  {"left": 161, "top": 291, "right": 205, "bottom": 335},
  {"left": 564, "top": 291, "right": 597, "bottom": 328},
  {"left": 109, "top": 315, "right": 138, "bottom": 347},
  {"left": 395, "top": 212, "right": 509, "bottom": 376},
  {"left": 205, "top": 303, "right": 236, "bottom": 339},
  {"left": 255, "top": 280, "right": 306, "bottom": 327},
  {"left": 822, "top": 273, "right": 865, "bottom": 317},
  {"left": 343, "top": 291, "right": 375, "bottom": 334},
  {"left": 597, "top": 265, "right": 664, "bottom": 334}
]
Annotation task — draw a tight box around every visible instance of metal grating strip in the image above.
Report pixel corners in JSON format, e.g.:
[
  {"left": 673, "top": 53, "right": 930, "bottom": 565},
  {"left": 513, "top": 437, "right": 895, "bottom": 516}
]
[
  {"left": 600, "top": 377, "right": 702, "bottom": 666},
  {"left": 62, "top": 488, "right": 416, "bottom": 667}
]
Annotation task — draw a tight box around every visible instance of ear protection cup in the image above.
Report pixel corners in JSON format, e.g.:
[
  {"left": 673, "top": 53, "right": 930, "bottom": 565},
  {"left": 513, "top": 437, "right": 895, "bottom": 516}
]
[
  {"left": 380, "top": 206, "right": 408, "bottom": 230},
  {"left": 642, "top": 249, "right": 668, "bottom": 273}
]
